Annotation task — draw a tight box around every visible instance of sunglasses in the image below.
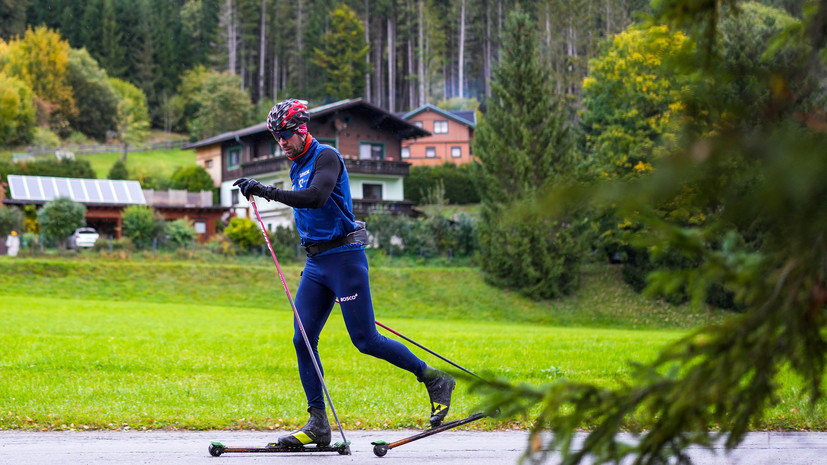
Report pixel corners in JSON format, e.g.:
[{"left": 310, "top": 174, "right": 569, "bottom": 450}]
[{"left": 271, "top": 129, "right": 295, "bottom": 141}]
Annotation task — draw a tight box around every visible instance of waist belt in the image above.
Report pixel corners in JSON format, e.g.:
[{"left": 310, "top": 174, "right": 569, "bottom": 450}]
[{"left": 304, "top": 230, "right": 363, "bottom": 257}]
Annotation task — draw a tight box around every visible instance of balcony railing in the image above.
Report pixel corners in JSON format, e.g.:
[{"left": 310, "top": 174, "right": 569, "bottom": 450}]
[
  {"left": 241, "top": 156, "right": 290, "bottom": 176},
  {"left": 345, "top": 158, "right": 410, "bottom": 176},
  {"left": 352, "top": 199, "right": 414, "bottom": 217},
  {"left": 241, "top": 157, "right": 410, "bottom": 177}
]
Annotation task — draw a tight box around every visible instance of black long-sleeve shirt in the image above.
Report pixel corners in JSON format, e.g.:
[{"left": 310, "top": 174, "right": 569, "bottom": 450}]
[{"left": 265, "top": 149, "right": 340, "bottom": 209}]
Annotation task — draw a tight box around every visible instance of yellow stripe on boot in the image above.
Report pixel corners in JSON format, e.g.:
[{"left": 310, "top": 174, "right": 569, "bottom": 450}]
[{"left": 292, "top": 431, "right": 314, "bottom": 445}]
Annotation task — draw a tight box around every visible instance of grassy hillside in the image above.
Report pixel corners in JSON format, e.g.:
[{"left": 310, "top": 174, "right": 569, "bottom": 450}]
[
  {"left": 0, "top": 258, "right": 722, "bottom": 329},
  {"left": 77, "top": 148, "right": 196, "bottom": 180}
]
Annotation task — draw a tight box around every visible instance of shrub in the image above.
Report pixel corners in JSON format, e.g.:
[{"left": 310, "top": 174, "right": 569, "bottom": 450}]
[
  {"left": 164, "top": 217, "right": 196, "bottom": 248},
  {"left": 0, "top": 206, "right": 24, "bottom": 237},
  {"left": 36, "top": 197, "right": 86, "bottom": 248},
  {"left": 107, "top": 160, "right": 129, "bottom": 180},
  {"left": 223, "top": 217, "right": 263, "bottom": 251},
  {"left": 405, "top": 163, "right": 480, "bottom": 205},
  {"left": 365, "top": 210, "right": 478, "bottom": 259},
  {"left": 478, "top": 198, "right": 592, "bottom": 300},
  {"left": 121, "top": 205, "right": 163, "bottom": 250},
  {"left": 169, "top": 165, "right": 215, "bottom": 193}
]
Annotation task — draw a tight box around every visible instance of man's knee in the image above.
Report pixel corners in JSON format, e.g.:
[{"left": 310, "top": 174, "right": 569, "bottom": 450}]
[{"left": 351, "top": 332, "right": 382, "bottom": 356}]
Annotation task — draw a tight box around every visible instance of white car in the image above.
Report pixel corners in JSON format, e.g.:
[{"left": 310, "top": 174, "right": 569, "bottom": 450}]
[{"left": 70, "top": 227, "right": 99, "bottom": 249}]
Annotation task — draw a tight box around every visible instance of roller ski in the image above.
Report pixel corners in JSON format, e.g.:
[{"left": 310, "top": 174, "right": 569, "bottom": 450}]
[
  {"left": 208, "top": 440, "right": 350, "bottom": 456},
  {"left": 209, "top": 407, "right": 351, "bottom": 456},
  {"left": 371, "top": 411, "right": 487, "bottom": 457}
]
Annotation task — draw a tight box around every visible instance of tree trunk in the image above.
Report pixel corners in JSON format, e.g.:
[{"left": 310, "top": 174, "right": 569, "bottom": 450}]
[
  {"left": 227, "top": 0, "right": 236, "bottom": 75},
  {"left": 408, "top": 37, "right": 414, "bottom": 110},
  {"left": 387, "top": 17, "right": 395, "bottom": 112},
  {"left": 458, "top": 0, "right": 465, "bottom": 99},
  {"left": 365, "top": 0, "right": 371, "bottom": 102},
  {"left": 297, "top": 0, "right": 305, "bottom": 85},
  {"left": 258, "top": 0, "right": 266, "bottom": 103},
  {"left": 375, "top": 18, "right": 384, "bottom": 108},
  {"left": 484, "top": 6, "right": 491, "bottom": 97},
  {"left": 417, "top": 0, "right": 425, "bottom": 106}
]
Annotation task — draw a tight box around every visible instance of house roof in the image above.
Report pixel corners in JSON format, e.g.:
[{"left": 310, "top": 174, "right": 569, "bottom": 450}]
[
  {"left": 183, "top": 98, "right": 430, "bottom": 150},
  {"left": 400, "top": 104, "right": 477, "bottom": 127},
  {"left": 7, "top": 175, "right": 146, "bottom": 205}
]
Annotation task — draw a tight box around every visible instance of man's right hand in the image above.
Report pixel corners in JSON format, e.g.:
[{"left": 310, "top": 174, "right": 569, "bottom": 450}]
[{"left": 233, "top": 178, "right": 264, "bottom": 198}]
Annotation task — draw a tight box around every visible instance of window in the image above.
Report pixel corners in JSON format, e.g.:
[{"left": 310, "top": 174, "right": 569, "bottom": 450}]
[
  {"left": 227, "top": 146, "right": 241, "bottom": 169},
  {"left": 425, "top": 147, "right": 436, "bottom": 158},
  {"left": 401, "top": 147, "right": 410, "bottom": 159},
  {"left": 434, "top": 120, "right": 448, "bottom": 134},
  {"left": 451, "top": 146, "right": 462, "bottom": 158},
  {"left": 413, "top": 121, "right": 423, "bottom": 128},
  {"left": 205, "top": 159, "right": 213, "bottom": 168},
  {"left": 231, "top": 189, "right": 239, "bottom": 205},
  {"left": 317, "top": 138, "right": 337, "bottom": 148},
  {"left": 363, "top": 183, "right": 383, "bottom": 200},
  {"left": 194, "top": 221, "right": 206, "bottom": 234},
  {"left": 359, "top": 142, "right": 385, "bottom": 160}
]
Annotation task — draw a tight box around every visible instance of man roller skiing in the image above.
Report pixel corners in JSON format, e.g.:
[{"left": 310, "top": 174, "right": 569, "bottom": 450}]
[{"left": 234, "top": 99, "right": 455, "bottom": 448}]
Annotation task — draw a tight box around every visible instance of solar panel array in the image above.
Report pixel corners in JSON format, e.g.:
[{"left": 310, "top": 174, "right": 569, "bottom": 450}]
[{"left": 7, "top": 175, "right": 146, "bottom": 205}]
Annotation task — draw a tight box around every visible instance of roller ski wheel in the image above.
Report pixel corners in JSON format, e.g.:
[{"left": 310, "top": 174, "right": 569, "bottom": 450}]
[
  {"left": 372, "top": 441, "right": 389, "bottom": 457},
  {"left": 208, "top": 441, "right": 225, "bottom": 457}
]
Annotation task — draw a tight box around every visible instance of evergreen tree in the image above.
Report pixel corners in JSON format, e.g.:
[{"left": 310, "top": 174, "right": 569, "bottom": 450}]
[
  {"left": 100, "top": 0, "right": 127, "bottom": 78},
  {"left": 311, "top": 3, "right": 370, "bottom": 100},
  {"left": 472, "top": 8, "right": 585, "bottom": 299},
  {"left": 107, "top": 159, "right": 129, "bottom": 180}
]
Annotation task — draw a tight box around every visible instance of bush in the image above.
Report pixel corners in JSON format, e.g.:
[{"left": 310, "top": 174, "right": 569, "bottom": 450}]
[
  {"left": 107, "top": 160, "right": 129, "bottom": 180},
  {"left": 621, "top": 239, "right": 743, "bottom": 310},
  {"left": 164, "top": 217, "right": 196, "bottom": 248},
  {"left": 32, "top": 127, "right": 61, "bottom": 147},
  {"left": 267, "top": 224, "right": 301, "bottom": 260},
  {"left": 122, "top": 205, "right": 163, "bottom": 250},
  {"left": 405, "top": 163, "right": 480, "bottom": 205},
  {"left": 223, "top": 217, "right": 263, "bottom": 251},
  {"left": 478, "top": 198, "right": 592, "bottom": 300},
  {"left": 365, "top": 210, "right": 478, "bottom": 259},
  {"left": 0, "top": 206, "right": 24, "bottom": 237},
  {"left": 169, "top": 165, "right": 215, "bottom": 193},
  {"left": 36, "top": 197, "right": 86, "bottom": 248}
]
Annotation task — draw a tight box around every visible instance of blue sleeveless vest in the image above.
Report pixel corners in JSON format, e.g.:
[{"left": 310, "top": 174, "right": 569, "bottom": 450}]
[{"left": 290, "top": 138, "right": 359, "bottom": 246}]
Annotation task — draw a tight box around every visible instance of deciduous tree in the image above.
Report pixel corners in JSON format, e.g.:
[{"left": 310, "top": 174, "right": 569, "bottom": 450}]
[
  {"left": 36, "top": 197, "right": 86, "bottom": 249},
  {"left": 109, "top": 77, "right": 150, "bottom": 161}
]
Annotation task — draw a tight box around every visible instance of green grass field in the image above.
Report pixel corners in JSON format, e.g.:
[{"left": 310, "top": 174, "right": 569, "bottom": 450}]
[
  {"left": 1, "top": 258, "right": 824, "bottom": 432},
  {"left": 77, "top": 148, "right": 196, "bottom": 180}
]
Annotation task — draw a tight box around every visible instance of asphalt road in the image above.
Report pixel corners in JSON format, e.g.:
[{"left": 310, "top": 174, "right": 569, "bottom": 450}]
[{"left": 2, "top": 429, "right": 827, "bottom": 464}]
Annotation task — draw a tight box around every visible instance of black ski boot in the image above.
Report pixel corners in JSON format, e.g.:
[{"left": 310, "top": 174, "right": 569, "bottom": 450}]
[
  {"left": 418, "top": 366, "right": 456, "bottom": 427},
  {"left": 278, "top": 407, "right": 331, "bottom": 447}
]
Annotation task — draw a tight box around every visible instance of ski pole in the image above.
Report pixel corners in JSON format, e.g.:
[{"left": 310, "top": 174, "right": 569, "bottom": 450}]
[
  {"left": 249, "top": 196, "right": 350, "bottom": 455},
  {"left": 374, "top": 320, "right": 482, "bottom": 379}
]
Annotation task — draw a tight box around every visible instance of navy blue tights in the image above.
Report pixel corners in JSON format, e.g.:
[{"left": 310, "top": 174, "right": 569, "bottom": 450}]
[{"left": 292, "top": 248, "right": 426, "bottom": 409}]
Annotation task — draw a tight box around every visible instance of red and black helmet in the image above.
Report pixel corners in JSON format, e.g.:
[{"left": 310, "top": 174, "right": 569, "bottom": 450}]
[{"left": 267, "top": 99, "right": 310, "bottom": 132}]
